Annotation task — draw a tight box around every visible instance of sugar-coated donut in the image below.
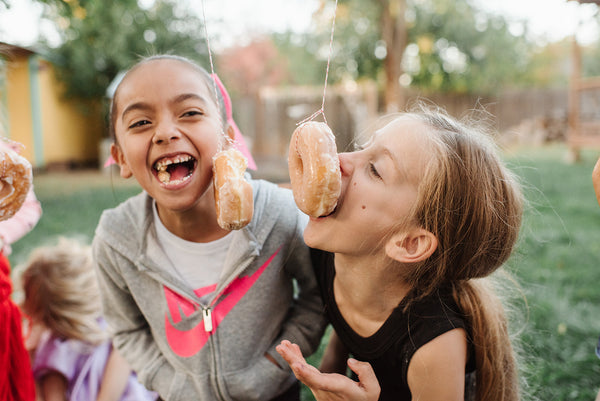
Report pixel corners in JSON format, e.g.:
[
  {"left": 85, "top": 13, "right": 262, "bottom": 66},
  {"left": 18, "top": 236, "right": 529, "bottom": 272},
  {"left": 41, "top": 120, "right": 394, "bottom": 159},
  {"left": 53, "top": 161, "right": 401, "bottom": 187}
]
[
  {"left": 288, "top": 121, "right": 341, "bottom": 218},
  {"left": 0, "top": 145, "right": 33, "bottom": 221},
  {"left": 213, "top": 148, "right": 254, "bottom": 230}
]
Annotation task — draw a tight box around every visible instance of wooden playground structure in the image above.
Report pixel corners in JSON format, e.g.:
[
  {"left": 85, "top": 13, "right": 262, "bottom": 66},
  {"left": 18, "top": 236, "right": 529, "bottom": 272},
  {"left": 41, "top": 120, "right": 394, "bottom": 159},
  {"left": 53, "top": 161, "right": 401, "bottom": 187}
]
[{"left": 567, "top": 0, "right": 600, "bottom": 160}]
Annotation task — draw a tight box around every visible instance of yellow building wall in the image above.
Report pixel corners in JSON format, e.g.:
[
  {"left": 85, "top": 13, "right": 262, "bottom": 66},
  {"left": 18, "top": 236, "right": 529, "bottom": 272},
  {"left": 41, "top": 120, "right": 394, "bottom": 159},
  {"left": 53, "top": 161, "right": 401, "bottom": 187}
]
[
  {"left": 37, "top": 59, "right": 104, "bottom": 166},
  {"left": 2, "top": 51, "right": 104, "bottom": 169},
  {"left": 3, "top": 56, "right": 35, "bottom": 164}
]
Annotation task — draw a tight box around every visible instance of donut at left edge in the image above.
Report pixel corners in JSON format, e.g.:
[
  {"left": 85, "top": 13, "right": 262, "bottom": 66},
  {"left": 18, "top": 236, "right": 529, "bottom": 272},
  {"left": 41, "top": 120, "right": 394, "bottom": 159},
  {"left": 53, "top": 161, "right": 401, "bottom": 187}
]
[{"left": 0, "top": 145, "right": 33, "bottom": 221}]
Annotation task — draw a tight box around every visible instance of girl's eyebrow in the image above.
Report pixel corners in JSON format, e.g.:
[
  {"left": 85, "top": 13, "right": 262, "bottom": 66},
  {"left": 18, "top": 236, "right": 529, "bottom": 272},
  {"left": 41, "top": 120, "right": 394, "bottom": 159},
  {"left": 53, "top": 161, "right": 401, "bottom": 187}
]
[
  {"left": 382, "top": 147, "right": 399, "bottom": 171},
  {"left": 172, "top": 93, "right": 209, "bottom": 106},
  {"left": 121, "top": 102, "right": 152, "bottom": 121},
  {"left": 381, "top": 146, "right": 413, "bottom": 182}
]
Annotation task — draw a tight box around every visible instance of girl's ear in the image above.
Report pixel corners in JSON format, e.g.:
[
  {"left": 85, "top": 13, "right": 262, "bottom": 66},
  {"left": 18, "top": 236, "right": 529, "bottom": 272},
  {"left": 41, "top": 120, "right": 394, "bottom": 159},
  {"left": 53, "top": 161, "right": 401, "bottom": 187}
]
[
  {"left": 110, "top": 143, "right": 132, "bottom": 179},
  {"left": 385, "top": 228, "right": 438, "bottom": 263}
]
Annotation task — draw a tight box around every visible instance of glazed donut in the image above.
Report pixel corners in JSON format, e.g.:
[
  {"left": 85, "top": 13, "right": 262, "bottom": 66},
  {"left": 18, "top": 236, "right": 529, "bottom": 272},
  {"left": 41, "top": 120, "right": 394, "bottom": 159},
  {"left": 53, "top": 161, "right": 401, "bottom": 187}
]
[
  {"left": 288, "top": 121, "right": 341, "bottom": 218},
  {"left": 212, "top": 148, "right": 254, "bottom": 230},
  {"left": 0, "top": 145, "right": 33, "bottom": 221}
]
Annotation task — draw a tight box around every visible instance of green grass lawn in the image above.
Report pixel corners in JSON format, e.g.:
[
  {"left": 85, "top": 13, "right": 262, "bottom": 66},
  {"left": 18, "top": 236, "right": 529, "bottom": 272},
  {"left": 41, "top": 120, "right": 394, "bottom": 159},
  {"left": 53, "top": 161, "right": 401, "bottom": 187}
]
[
  {"left": 506, "top": 145, "right": 600, "bottom": 400},
  {"left": 8, "top": 145, "right": 600, "bottom": 400},
  {"left": 9, "top": 170, "right": 142, "bottom": 266}
]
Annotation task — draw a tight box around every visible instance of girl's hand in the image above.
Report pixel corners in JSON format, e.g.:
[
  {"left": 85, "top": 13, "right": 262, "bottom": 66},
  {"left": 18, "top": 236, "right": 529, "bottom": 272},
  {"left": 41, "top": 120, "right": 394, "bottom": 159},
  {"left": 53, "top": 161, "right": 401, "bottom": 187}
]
[
  {"left": 276, "top": 340, "right": 380, "bottom": 401},
  {"left": 593, "top": 157, "right": 600, "bottom": 207}
]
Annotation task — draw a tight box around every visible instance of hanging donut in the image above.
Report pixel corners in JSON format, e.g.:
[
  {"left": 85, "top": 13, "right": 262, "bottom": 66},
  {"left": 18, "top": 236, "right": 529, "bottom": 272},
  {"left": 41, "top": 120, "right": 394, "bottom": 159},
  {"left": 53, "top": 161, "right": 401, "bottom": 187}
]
[
  {"left": 213, "top": 148, "right": 254, "bottom": 230},
  {"left": 288, "top": 121, "right": 341, "bottom": 218},
  {"left": 0, "top": 145, "right": 33, "bottom": 221}
]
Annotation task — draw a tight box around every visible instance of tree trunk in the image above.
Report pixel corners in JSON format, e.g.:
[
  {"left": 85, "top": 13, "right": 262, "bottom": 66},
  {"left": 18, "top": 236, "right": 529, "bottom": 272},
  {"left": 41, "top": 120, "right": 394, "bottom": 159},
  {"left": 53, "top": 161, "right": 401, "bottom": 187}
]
[{"left": 379, "top": 0, "right": 407, "bottom": 112}]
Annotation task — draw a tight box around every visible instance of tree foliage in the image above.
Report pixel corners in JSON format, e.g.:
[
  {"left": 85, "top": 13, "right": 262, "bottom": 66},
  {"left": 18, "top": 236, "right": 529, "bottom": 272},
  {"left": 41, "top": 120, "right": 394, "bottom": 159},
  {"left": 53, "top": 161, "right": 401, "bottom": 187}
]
[
  {"left": 273, "top": 1, "right": 381, "bottom": 87},
  {"left": 35, "top": 0, "right": 210, "bottom": 101},
  {"left": 407, "top": 0, "right": 533, "bottom": 94},
  {"left": 218, "top": 38, "right": 291, "bottom": 97},
  {"left": 274, "top": 0, "right": 536, "bottom": 97}
]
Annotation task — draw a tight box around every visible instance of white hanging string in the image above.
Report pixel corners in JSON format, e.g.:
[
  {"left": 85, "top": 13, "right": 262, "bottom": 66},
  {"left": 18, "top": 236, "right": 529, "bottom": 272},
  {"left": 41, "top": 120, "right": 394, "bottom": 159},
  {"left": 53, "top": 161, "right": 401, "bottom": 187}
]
[
  {"left": 199, "top": 0, "right": 231, "bottom": 152},
  {"left": 200, "top": 0, "right": 339, "bottom": 135},
  {"left": 297, "top": 0, "right": 339, "bottom": 127}
]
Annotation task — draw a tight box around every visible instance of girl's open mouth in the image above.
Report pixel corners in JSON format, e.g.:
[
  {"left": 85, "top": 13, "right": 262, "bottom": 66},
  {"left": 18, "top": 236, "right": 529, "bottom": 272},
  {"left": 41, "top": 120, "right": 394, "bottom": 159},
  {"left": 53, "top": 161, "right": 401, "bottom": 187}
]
[{"left": 153, "top": 154, "right": 197, "bottom": 186}]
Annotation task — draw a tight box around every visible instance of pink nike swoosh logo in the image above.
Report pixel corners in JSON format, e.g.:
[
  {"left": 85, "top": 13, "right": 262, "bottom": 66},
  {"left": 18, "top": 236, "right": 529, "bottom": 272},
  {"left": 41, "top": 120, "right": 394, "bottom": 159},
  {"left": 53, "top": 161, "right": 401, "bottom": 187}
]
[{"left": 164, "top": 248, "right": 280, "bottom": 357}]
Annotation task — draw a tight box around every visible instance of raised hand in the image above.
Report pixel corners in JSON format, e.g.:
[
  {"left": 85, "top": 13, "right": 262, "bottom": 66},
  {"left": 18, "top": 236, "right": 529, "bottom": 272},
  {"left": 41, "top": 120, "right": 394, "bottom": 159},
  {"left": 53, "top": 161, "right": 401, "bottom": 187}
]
[{"left": 276, "top": 340, "right": 380, "bottom": 401}]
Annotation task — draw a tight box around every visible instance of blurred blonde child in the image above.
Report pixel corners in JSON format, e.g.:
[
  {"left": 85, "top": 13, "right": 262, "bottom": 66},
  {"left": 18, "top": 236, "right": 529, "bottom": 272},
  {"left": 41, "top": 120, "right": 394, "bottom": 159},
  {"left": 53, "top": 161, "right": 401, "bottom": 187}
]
[{"left": 18, "top": 238, "right": 157, "bottom": 401}]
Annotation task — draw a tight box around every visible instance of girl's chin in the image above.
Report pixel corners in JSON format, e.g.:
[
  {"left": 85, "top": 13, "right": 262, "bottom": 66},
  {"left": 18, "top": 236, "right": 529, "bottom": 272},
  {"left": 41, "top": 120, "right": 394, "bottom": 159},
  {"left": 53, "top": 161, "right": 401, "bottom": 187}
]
[{"left": 303, "top": 227, "right": 328, "bottom": 250}]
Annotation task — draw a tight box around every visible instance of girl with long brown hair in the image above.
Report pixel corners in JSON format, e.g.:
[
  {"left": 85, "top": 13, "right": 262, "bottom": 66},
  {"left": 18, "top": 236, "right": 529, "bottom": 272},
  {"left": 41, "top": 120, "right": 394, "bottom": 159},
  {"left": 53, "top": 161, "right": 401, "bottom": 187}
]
[{"left": 277, "top": 104, "right": 523, "bottom": 401}]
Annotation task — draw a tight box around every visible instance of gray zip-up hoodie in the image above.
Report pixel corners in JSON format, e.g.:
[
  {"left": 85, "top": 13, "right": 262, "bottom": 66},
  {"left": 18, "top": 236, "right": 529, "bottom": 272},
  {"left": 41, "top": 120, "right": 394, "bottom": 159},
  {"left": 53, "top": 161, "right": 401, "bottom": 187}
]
[{"left": 92, "top": 179, "right": 327, "bottom": 400}]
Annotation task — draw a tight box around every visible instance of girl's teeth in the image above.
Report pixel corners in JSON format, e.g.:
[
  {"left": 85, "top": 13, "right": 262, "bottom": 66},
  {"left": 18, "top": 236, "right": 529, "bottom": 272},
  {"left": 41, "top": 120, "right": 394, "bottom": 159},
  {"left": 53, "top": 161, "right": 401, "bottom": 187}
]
[
  {"left": 158, "top": 170, "right": 171, "bottom": 183},
  {"left": 155, "top": 155, "right": 193, "bottom": 184}
]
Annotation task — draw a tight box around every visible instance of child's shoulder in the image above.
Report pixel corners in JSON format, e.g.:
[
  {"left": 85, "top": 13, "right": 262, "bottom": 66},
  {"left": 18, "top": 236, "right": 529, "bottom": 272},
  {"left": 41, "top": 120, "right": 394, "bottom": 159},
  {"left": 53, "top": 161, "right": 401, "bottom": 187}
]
[
  {"left": 96, "top": 191, "right": 150, "bottom": 235},
  {"left": 249, "top": 178, "right": 307, "bottom": 228},
  {"left": 103, "top": 191, "right": 148, "bottom": 215},
  {"left": 251, "top": 178, "right": 295, "bottom": 207}
]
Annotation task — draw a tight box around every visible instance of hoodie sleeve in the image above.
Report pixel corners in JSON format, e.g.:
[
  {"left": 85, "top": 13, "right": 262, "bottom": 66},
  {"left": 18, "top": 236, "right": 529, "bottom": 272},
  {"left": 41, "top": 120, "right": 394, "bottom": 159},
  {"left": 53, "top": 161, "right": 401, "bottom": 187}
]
[
  {"left": 264, "top": 208, "right": 328, "bottom": 368},
  {"left": 92, "top": 234, "right": 175, "bottom": 397}
]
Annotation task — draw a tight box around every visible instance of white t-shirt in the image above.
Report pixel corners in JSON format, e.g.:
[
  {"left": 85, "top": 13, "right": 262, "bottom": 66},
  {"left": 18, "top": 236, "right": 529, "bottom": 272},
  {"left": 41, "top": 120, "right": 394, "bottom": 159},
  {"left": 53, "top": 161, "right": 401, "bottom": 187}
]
[{"left": 153, "top": 203, "right": 233, "bottom": 296}]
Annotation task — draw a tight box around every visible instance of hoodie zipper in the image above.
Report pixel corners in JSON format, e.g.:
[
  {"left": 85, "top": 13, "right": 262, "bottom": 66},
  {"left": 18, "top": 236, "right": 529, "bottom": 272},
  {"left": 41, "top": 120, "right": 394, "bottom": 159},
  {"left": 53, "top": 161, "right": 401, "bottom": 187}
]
[{"left": 202, "top": 307, "right": 213, "bottom": 332}]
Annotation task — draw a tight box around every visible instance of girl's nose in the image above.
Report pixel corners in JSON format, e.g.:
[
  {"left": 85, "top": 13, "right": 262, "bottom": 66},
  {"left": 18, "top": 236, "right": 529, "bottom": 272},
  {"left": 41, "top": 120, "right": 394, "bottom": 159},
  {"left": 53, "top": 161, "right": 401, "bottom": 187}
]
[
  {"left": 152, "top": 123, "right": 181, "bottom": 145},
  {"left": 338, "top": 152, "right": 354, "bottom": 177}
]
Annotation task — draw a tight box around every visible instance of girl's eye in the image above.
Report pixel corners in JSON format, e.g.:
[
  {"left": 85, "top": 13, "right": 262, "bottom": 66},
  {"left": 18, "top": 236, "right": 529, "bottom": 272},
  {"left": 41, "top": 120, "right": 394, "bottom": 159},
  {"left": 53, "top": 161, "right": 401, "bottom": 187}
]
[
  {"left": 129, "top": 120, "right": 150, "bottom": 129},
  {"left": 182, "top": 110, "right": 204, "bottom": 118},
  {"left": 369, "top": 163, "right": 381, "bottom": 179}
]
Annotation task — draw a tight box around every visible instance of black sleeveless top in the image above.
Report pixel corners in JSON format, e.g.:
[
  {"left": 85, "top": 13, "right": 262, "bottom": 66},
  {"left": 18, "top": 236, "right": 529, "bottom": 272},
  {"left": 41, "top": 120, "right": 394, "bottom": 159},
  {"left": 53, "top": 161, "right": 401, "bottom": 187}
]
[{"left": 311, "top": 249, "right": 476, "bottom": 401}]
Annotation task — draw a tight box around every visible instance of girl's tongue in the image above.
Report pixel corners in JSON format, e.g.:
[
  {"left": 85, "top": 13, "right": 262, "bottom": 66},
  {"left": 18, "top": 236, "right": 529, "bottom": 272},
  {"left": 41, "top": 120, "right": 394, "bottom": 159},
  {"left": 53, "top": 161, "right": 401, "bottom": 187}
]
[{"left": 167, "top": 164, "right": 190, "bottom": 182}]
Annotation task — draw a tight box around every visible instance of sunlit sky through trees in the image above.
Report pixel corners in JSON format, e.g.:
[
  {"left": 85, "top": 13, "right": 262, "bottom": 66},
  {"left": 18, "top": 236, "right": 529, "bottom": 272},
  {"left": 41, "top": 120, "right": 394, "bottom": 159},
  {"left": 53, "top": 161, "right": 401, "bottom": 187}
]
[{"left": 0, "top": 0, "right": 597, "bottom": 49}]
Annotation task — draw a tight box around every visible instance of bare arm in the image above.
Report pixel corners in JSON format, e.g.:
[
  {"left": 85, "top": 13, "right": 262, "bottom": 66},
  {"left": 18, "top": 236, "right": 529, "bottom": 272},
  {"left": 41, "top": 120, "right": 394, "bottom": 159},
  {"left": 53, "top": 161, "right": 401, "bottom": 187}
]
[
  {"left": 39, "top": 372, "right": 68, "bottom": 401},
  {"left": 96, "top": 347, "right": 131, "bottom": 401},
  {"left": 406, "top": 328, "right": 468, "bottom": 401}
]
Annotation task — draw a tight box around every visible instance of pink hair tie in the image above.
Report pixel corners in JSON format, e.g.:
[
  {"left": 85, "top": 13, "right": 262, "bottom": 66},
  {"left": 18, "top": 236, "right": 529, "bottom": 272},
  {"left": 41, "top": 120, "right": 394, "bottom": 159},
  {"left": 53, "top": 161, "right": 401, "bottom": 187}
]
[
  {"left": 211, "top": 74, "right": 257, "bottom": 170},
  {"left": 104, "top": 155, "right": 116, "bottom": 168}
]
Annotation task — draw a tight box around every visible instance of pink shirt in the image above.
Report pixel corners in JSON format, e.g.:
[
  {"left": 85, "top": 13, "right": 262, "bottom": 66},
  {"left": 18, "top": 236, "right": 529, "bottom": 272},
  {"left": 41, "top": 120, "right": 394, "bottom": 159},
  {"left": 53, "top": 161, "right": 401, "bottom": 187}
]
[{"left": 0, "top": 188, "right": 42, "bottom": 255}]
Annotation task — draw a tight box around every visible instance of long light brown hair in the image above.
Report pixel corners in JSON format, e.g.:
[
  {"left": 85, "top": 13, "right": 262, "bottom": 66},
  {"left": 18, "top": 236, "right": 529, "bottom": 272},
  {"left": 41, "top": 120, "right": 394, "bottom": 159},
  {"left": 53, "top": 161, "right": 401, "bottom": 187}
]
[
  {"left": 19, "top": 238, "right": 106, "bottom": 345},
  {"left": 404, "top": 104, "right": 523, "bottom": 401}
]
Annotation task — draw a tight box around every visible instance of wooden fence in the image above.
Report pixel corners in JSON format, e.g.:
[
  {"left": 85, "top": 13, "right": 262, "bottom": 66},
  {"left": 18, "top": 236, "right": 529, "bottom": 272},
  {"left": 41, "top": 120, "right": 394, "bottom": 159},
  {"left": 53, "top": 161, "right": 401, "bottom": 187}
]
[{"left": 232, "top": 84, "right": 571, "bottom": 181}]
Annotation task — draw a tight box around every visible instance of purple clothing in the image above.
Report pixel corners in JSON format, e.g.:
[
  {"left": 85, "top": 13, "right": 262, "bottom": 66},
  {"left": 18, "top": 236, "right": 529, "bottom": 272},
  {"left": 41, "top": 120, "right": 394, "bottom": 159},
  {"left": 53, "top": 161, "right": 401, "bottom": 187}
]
[{"left": 32, "top": 330, "right": 157, "bottom": 401}]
